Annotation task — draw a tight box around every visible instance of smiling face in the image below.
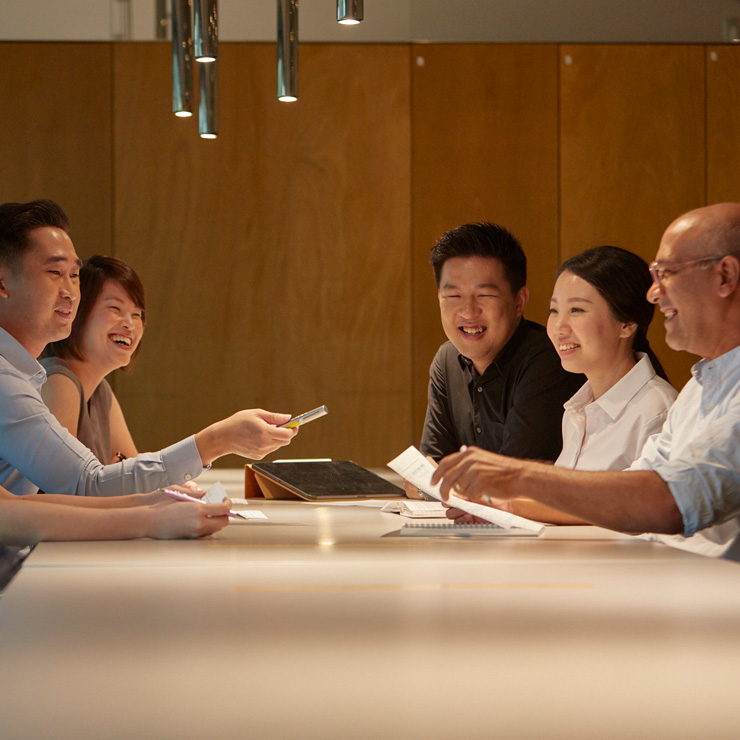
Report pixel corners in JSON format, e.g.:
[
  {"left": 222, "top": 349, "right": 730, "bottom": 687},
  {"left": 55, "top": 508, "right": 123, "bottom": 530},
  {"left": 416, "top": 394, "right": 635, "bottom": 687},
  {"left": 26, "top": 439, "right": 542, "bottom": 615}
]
[
  {"left": 77, "top": 279, "right": 144, "bottom": 371},
  {"left": 547, "top": 271, "right": 636, "bottom": 392},
  {"left": 646, "top": 213, "right": 724, "bottom": 359},
  {"left": 0, "top": 226, "right": 81, "bottom": 357},
  {"left": 438, "top": 256, "right": 528, "bottom": 374}
]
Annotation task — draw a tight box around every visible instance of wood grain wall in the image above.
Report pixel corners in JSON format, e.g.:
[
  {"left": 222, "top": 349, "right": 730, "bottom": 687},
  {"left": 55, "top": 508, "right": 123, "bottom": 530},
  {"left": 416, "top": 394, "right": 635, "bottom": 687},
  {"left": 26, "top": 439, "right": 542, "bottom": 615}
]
[
  {"left": 2, "top": 42, "right": 740, "bottom": 467},
  {"left": 559, "top": 44, "right": 705, "bottom": 389},
  {"left": 0, "top": 43, "right": 113, "bottom": 253},
  {"left": 111, "top": 43, "right": 412, "bottom": 468},
  {"left": 411, "top": 44, "right": 560, "bottom": 434}
]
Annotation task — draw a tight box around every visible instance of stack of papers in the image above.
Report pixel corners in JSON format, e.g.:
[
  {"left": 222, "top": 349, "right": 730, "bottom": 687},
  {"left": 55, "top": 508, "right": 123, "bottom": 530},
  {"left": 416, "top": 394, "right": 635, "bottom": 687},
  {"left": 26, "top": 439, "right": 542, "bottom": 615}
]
[{"left": 381, "top": 500, "right": 448, "bottom": 518}]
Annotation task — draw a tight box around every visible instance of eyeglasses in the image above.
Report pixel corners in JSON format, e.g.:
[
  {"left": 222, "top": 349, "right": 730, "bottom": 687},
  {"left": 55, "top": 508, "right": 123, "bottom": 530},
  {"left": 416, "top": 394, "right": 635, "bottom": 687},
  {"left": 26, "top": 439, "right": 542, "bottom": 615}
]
[{"left": 648, "top": 255, "right": 726, "bottom": 283}]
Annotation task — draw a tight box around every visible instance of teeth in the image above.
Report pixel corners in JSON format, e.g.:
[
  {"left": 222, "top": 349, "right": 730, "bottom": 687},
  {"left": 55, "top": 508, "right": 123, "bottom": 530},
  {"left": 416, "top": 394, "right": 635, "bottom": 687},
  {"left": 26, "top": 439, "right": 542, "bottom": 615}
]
[
  {"left": 664, "top": 310, "right": 677, "bottom": 320},
  {"left": 110, "top": 335, "right": 132, "bottom": 346},
  {"left": 559, "top": 343, "right": 580, "bottom": 351},
  {"left": 461, "top": 327, "right": 485, "bottom": 335}
]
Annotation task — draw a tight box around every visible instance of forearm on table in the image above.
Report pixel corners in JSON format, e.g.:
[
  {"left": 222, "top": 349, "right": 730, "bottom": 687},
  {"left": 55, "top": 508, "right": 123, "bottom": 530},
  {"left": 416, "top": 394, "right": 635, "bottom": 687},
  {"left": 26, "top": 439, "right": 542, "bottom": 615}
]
[
  {"left": 25, "top": 492, "right": 150, "bottom": 509},
  {"left": 0, "top": 500, "right": 149, "bottom": 546},
  {"left": 508, "top": 497, "right": 589, "bottom": 525},
  {"left": 517, "top": 465, "right": 684, "bottom": 535}
]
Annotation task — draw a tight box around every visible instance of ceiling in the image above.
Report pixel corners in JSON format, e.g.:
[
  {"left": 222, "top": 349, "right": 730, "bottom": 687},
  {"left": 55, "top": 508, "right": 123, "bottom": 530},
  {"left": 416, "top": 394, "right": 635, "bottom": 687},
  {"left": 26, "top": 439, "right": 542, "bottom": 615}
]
[{"left": 1, "top": 0, "right": 739, "bottom": 43}]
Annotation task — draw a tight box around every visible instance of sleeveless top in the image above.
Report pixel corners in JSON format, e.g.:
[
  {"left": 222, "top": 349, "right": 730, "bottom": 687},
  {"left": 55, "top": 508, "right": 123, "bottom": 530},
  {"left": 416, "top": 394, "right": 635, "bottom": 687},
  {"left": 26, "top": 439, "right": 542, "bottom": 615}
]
[{"left": 40, "top": 357, "right": 114, "bottom": 463}]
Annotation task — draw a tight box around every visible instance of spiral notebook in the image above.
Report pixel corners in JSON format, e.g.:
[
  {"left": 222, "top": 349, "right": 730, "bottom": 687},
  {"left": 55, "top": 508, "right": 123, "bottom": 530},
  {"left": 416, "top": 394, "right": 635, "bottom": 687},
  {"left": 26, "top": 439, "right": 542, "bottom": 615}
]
[{"left": 400, "top": 521, "right": 540, "bottom": 537}]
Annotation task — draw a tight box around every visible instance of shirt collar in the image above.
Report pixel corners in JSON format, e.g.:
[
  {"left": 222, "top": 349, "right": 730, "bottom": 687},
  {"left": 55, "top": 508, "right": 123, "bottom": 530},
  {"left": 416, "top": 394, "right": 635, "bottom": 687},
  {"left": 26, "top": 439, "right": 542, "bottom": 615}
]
[
  {"left": 0, "top": 327, "right": 47, "bottom": 389},
  {"left": 692, "top": 344, "right": 740, "bottom": 388},
  {"left": 563, "top": 353, "right": 656, "bottom": 422}
]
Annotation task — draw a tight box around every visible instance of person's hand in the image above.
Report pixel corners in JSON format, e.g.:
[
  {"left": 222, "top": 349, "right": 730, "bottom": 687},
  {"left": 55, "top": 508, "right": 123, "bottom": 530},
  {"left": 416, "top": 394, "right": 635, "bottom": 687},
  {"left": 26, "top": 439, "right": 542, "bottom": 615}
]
[
  {"left": 404, "top": 480, "right": 423, "bottom": 499},
  {"left": 404, "top": 455, "right": 437, "bottom": 499},
  {"left": 137, "top": 485, "right": 204, "bottom": 506},
  {"left": 148, "top": 498, "right": 232, "bottom": 539},
  {"left": 181, "top": 480, "right": 204, "bottom": 494},
  {"left": 195, "top": 409, "right": 298, "bottom": 465},
  {"left": 431, "top": 446, "right": 524, "bottom": 504},
  {"left": 444, "top": 507, "right": 488, "bottom": 524}
]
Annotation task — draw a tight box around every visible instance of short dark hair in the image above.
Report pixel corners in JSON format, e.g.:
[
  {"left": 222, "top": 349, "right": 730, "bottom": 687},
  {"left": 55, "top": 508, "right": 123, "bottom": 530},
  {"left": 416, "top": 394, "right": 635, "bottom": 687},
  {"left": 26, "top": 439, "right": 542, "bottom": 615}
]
[
  {"left": 42, "top": 255, "right": 146, "bottom": 372},
  {"left": 557, "top": 246, "right": 668, "bottom": 381},
  {"left": 430, "top": 222, "right": 527, "bottom": 293},
  {"left": 0, "top": 199, "right": 70, "bottom": 269}
]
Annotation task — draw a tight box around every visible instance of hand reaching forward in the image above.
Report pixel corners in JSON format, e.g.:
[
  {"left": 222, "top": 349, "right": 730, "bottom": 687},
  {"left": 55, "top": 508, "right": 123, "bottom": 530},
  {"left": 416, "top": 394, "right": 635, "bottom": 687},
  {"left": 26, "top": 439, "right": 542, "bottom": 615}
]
[
  {"left": 431, "top": 446, "right": 526, "bottom": 505},
  {"left": 195, "top": 409, "right": 298, "bottom": 466}
]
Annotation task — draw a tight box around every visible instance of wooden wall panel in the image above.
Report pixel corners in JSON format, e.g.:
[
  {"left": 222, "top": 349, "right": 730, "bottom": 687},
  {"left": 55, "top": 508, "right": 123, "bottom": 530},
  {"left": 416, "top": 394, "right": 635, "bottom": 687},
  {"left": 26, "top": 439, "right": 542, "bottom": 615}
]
[
  {"left": 707, "top": 46, "right": 740, "bottom": 203},
  {"left": 0, "top": 43, "right": 112, "bottom": 256},
  {"left": 112, "top": 43, "right": 411, "bottom": 468},
  {"left": 560, "top": 45, "right": 705, "bottom": 388},
  {"left": 411, "top": 44, "right": 559, "bottom": 436}
]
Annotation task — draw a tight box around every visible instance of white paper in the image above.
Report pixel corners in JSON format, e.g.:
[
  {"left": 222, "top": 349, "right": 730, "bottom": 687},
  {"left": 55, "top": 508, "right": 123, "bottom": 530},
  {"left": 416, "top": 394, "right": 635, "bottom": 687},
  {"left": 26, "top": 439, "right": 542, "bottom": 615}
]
[
  {"left": 381, "top": 500, "right": 448, "bottom": 518},
  {"left": 234, "top": 510, "right": 268, "bottom": 520},
  {"left": 203, "top": 481, "right": 229, "bottom": 504},
  {"left": 387, "top": 446, "right": 544, "bottom": 535}
]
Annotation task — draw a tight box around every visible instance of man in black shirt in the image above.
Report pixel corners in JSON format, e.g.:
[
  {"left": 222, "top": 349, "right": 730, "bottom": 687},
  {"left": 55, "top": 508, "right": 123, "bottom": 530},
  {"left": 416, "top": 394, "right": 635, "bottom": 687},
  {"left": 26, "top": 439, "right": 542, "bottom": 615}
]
[{"left": 418, "top": 222, "right": 583, "bottom": 468}]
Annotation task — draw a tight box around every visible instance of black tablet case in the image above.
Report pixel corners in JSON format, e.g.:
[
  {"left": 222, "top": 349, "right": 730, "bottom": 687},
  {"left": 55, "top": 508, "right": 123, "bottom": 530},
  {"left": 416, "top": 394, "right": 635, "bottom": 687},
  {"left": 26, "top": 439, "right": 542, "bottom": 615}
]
[{"left": 251, "top": 461, "right": 403, "bottom": 501}]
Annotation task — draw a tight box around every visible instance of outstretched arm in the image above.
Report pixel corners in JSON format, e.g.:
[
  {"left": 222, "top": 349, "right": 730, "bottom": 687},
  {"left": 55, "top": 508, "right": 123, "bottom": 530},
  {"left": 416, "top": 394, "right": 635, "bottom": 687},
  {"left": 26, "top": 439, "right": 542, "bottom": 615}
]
[
  {"left": 194, "top": 409, "right": 298, "bottom": 466},
  {"left": 432, "top": 446, "right": 684, "bottom": 535}
]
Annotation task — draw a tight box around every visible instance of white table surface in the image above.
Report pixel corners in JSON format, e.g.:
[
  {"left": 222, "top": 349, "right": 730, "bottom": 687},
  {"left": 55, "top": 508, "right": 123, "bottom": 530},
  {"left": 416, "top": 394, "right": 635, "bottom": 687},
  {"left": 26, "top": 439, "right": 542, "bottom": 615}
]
[{"left": 2, "top": 495, "right": 740, "bottom": 739}]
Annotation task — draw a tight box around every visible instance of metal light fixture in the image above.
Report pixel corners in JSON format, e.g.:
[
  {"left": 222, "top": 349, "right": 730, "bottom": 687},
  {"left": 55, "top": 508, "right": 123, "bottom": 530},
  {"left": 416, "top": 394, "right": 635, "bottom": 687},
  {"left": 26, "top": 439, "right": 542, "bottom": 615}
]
[
  {"left": 724, "top": 17, "right": 740, "bottom": 43},
  {"left": 194, "top": 0, "right": 218, "bottom": 62},
  {"left": 277, "top": 0, "right": 298, "bottom": 101},
  {"left": 337, "top": 0, "right": 363, "bottom": 25},
  {"left": 172, "top": 0, "right": 194, "bottom": 117},
  {"left": 199, "top": 60, "right": 218, "bottom": 138}
]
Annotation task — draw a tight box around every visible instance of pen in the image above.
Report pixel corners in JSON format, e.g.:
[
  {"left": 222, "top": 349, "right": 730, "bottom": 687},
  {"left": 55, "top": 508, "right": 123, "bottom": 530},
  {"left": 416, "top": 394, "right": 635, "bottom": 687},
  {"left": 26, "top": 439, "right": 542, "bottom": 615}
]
[{"left": 160, "top": 488, "right": 239, "bottom": 518}]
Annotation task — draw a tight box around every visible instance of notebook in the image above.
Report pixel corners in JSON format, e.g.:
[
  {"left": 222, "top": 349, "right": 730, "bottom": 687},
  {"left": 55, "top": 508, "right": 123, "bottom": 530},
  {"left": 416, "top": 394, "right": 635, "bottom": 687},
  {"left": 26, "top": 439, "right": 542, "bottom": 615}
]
[
  {"left": 400, "top": 521, "right": 540, "bottom": 537},
  {"left": 249, "top": 460, "right": 404, "bottom": 501}
]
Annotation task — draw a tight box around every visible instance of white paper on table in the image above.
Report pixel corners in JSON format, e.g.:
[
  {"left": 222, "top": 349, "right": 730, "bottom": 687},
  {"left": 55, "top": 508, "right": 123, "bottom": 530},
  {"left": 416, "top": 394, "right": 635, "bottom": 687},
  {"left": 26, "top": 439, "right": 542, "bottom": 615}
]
[
  {"left": 233, "top": 510, "right": 268, "bottom": 521},
  {"left": 387, "top": 446, "right": 544, "bottom": 535},
  {"left": 203, "top": 483, "right": 266, "bottom": 520}
]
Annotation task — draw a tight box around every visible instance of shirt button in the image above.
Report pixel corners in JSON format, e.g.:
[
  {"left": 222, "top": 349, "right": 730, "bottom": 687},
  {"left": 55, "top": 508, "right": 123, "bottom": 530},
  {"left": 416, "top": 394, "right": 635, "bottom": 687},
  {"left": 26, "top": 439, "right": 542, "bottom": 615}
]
[
  {"left": 476, "top": 427, "right": 482, "bottom": 434},
  {"left": 184, "top": 474, "right": 192, "bottom": 481},
  {"left": 704, "top": 402, "right": 713, "bottom": 411},
  {"left": 477, "top": 387, "right": 483, "bottom": 393}
]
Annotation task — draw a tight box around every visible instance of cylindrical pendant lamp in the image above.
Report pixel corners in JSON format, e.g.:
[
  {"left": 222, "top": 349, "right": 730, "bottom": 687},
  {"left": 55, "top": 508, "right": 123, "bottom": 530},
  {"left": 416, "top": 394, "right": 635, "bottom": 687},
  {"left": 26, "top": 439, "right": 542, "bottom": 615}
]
[
  {"left": 199, "top": 60, "right": 218, "bottom": 138},
  {"left": 172, "top": 0, "right": 194, "bottom": 116},
  {"left": 337, "top": 0, "right": 363, "bottom": 25},
  {"left": 277, "top": 0, "right": 298, "bottom": 101},
  {"left": 194, "top": 0, "right": 218, "bottom": 62}
]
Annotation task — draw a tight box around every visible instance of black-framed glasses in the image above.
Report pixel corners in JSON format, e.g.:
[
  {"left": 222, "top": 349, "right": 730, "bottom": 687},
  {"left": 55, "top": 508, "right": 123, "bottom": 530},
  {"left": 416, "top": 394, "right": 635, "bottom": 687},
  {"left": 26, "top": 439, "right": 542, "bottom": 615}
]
[{"left": 648, "top": 255, "right": 726, "bottom": 283}]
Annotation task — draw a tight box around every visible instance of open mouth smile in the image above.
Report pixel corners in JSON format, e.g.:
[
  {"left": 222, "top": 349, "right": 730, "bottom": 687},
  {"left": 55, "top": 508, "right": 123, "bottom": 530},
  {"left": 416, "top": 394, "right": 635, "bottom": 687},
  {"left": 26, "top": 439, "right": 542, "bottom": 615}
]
[
  {"left": 460, "top": 326, "right": 486, "bottom": 336},
  {"left": 109, "top": 334, "right": 133, "bottom": 347}
]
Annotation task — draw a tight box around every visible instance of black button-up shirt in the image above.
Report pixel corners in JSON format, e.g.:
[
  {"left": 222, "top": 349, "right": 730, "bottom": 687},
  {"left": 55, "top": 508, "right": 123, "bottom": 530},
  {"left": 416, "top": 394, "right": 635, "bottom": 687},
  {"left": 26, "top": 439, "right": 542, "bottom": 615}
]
[{"left": 420, "top": 319, "right": 584, "bottom": 462}]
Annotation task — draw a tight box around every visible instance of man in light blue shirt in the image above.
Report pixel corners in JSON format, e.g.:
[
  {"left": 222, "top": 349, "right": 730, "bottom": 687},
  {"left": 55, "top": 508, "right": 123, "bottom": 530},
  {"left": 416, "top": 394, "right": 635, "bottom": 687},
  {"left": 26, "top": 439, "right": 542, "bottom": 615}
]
[
  {"left": 0, "top": 199, "right": 297, "bottom": 496},
  {"left": 432, "top": 202, "right": 740, "bottom": 559}
]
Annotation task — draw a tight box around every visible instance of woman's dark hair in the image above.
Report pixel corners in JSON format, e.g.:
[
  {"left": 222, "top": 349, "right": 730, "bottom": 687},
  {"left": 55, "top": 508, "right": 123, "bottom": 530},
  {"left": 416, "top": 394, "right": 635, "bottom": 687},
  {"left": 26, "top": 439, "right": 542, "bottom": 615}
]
[
  {"left": 42, "top": 255, "right": 146, "bottom": 372},
  {"left": 557, "top": 246, "right": 668, "bottom": 381}
]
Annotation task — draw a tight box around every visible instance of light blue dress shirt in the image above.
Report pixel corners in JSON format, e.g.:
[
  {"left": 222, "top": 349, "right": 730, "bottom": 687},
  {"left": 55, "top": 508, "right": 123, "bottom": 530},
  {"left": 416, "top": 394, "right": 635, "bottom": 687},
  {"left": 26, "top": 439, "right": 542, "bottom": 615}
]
[
  {"left": 0, "top": 328, "right": 206, "bottom": 496},
  {"left": 631, "top": 344, "right": 740, "bottom": 559}
]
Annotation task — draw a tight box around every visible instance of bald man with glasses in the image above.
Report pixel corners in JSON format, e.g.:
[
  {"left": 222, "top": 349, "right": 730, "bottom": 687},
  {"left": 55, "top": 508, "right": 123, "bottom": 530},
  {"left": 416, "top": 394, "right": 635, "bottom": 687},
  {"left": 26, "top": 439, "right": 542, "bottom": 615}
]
[{"left": 433, "top": 202, "right": 740, "bottom": 560}]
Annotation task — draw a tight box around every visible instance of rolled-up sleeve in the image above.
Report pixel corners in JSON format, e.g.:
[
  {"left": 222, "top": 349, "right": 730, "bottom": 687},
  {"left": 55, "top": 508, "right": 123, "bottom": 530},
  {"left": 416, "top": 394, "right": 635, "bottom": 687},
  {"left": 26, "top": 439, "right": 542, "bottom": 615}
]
[{"left": 631, "top": 407, "right": 740, "bottom": 537}]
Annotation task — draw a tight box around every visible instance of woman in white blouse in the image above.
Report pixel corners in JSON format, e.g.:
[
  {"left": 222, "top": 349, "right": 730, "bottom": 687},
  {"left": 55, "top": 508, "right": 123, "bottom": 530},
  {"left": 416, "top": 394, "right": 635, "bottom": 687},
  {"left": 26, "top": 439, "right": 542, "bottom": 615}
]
[
  {"left": 458, "top": 246, "right": 678, "bottom": 524},
  {"left": 549, "top": 246, "right": 677, "bottom": 473}
]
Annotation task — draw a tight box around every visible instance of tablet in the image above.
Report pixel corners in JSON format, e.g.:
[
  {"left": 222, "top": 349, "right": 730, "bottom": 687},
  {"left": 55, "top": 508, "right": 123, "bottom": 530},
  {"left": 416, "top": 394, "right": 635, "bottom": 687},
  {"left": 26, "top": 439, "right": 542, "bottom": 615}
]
[{"left": 250, "top": 460, "right": 404, "bottom": 501}]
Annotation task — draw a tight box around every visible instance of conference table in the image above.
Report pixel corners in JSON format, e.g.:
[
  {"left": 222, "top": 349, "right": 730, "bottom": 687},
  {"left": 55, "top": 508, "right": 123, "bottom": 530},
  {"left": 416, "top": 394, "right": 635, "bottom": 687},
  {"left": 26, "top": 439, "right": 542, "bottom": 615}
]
[{"left": 2, "top": 470, "right": 740, "bottom": 739}]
